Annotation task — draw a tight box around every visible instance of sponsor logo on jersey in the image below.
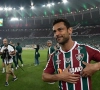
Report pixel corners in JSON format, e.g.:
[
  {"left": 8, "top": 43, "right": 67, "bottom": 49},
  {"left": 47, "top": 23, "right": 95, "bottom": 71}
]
[
  {"left": 57, "top": 68, "right": 62, "bottom": 74},
  {"left": 56, "top": 59, "right": 61, "bottom": 65},
  {"left": 65, "top": 58, "right": 71, "bottom": 63},
  {"left": 75, "top": 53, "right": 84, "bottom": 61},
  {"left": 69, "top": 66, "right": 83, "bottom": 73},
  {"left": 75, "top": 46, "right": 83, "bottom": 50}
]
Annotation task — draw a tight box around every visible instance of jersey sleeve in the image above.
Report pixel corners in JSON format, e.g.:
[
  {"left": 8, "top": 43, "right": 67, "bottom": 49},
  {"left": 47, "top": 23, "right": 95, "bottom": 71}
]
[
  {"left": 44, "top": 54, "right": 55, "bottom": 74},
  {"left": 86, "top": 45, "right": 100, "bottom": 62},
  {"left": 52, "top": 47, "right": 55, "bottom": 53},
  {"left": 10, "top": 46, "right": 14, "bottom": 52}
]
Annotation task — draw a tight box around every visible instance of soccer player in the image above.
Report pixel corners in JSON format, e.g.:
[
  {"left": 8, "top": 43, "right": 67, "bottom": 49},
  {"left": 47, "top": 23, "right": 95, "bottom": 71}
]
[
  {"left": 16, "top": 42, "right": 23, "bottom": 67},
  {"left": 42, "top": 19, "right": 100, "bottom": 90},
  {"left": 46, "top": 40, "right": 55, "bottom": 84},
  {"left": 0, "top": 38, "right": 17, "bottom": 86},
  {"left": 47, "top": 40, "right": 55, "bottom": 62}
]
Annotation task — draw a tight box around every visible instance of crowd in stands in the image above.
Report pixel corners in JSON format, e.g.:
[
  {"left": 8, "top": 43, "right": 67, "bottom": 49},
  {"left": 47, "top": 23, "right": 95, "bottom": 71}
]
[{"left": 0, "top": 26, "right": 100, "bottom": 48}]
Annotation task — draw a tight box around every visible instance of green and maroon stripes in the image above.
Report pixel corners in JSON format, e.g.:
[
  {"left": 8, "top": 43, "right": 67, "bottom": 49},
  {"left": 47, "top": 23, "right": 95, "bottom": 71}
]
[
  {"left": 65, "top": 52, "right": 74, "bottom": 90},
  {"left": 53, "top": 51, "right": 62, "bottom": 90},
  {"left": 80, "top": 45, "right": 89, "bottom": 90},
  {"left": 72, "top": 45, "right": 81, "bottom": 90}
]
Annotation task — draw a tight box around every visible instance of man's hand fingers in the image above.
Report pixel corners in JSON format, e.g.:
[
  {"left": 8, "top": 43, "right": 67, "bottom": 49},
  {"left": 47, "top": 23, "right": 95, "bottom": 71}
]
[
  {"left": 67, "top": 65, "right": 70, "bottom": 69},
  {"left": 64, "top": 65, "right": 70, "bottom": 72},
  {"left": 69, "top": 77, "right": 80, "bottom": 81},
  {"left": 82, "top": 61, "right": 87, "bottom": 65},
  {"left": 69, "top": 81, "right": 77, "bottom": 84},
  {"left": 67, "top": 78, "right": 79, "bottom": 84},
  {"left": 70, "top": 73, "right": 80, "bottom": 77}
]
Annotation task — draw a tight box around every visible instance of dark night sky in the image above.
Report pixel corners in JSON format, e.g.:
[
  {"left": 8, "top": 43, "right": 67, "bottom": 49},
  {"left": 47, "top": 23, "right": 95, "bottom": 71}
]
[{"left": 0, "top": 0, "right": 60, "bottom": 6}]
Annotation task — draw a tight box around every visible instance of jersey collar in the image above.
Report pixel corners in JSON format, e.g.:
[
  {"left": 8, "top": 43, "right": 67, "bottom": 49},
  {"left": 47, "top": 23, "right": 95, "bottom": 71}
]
[{"left": 59, "top": 41, "right": 77, "bottom": 53}]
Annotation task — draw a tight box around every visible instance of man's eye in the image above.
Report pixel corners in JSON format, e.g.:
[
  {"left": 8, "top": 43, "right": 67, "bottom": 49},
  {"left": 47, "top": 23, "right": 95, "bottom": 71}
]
[
  {"left": 53, "top": 30, "right": 56, "bottom": 33},
  {"left": 58, "top": 28, "right": 63, "bottom": 31}
]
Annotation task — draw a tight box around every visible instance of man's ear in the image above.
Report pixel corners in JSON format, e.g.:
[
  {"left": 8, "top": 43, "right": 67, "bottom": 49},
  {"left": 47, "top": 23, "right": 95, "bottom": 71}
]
[{"left": 68, "top": 27, "right": 73, "bottom": 34}]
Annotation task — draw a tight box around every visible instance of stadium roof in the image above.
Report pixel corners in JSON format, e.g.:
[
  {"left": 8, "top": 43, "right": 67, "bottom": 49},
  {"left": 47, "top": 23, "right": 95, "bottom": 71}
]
[
  {"left": 0, "top": 0, "right": 100, "bottom": 28},
  {"left": 0, "top": 0, "right": 100, "bottom": 9},
  {"left": 0, "top": 0, "right": 99, "bottom": 17}
]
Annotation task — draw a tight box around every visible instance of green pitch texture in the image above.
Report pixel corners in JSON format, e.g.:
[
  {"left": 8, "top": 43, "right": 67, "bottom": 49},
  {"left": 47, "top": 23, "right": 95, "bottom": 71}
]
[{"left": 0, "top": 49, "right": 99, "bottom": 90}]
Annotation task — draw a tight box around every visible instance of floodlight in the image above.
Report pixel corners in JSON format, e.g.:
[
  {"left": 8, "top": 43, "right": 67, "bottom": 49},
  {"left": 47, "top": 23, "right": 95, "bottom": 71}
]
[
  {"left": 62, "top": 0, "right": 68, "bottom": 3},
  {"left": 20, "top": 7, "right": 24, "bottom": 10},
  {"left": 0, "top": 7, "right": 3, "bottom": 10},
  {"left": 51, "top": 3, "right": 55, "bottom": 5},
  {"left": 4, "top": 7, "right": 8, "bottom": 11},
  {"left": 31, "top": 6, "right": 35, "bottom": 9},
  {"left": 47, "top": 4, "right": 51, "bottom": 7},
  {"left": 42, "top": 5, "right": 46, "bottom": 7},
  {"left": 11, "top": 18, "right": 19, "bottom": 21},
  {"left": 8, "top": 7, "right": 12, "bottom": 11}
]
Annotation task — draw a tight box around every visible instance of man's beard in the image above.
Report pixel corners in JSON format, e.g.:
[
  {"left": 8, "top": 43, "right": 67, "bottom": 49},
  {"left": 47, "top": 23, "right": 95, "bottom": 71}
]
[
  {"left": 4, "top": 44, "right": 8, "bottom": 47},
  {"left": 56, "top": 36, "right": 69, "bottom": 45}
]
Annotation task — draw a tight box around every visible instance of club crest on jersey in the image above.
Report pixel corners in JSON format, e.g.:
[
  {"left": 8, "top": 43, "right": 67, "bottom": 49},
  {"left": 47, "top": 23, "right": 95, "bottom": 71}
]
[
  {"left": 75, "top": 46, "right": 83, "bottom": 50},
  {"left": 56, "top": 59, "right": 61, "bottom": 65},
  {"left": 75, "top": 53, "right": 84, "bottom": 61},
  {"left": 65, "top": 58, "right": 71, "bottom": 63}
]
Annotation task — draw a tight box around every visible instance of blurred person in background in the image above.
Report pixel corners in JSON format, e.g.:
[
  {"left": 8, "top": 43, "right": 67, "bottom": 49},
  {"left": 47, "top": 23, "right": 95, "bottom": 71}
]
[
  {"left": 0, "top": 38, "right": 17, "bottom": 86},
  {"left": 47, "top": 40, "right": 55, "bottom": 62},
  {"left": 9, "top": 41, "right": 17, "bottom": 70},
  {"left": 16, "top": 42, "right": 23, "bottom": 67},
  {"left": 34, "top": 44, "right": 40, "bottom": 66}
]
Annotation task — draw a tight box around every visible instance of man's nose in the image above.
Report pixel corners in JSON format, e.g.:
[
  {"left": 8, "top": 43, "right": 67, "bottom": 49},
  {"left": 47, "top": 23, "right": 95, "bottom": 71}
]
[{"left": 54, "top": 31, "right": 59, "bottom": 37}]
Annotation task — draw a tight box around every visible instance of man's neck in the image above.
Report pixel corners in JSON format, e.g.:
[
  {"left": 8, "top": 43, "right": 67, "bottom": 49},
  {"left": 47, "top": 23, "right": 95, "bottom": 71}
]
[
  {"left": 61, "top": 40, "right": 75, "bottom": 52},
  {"left": 4, "top": 44, "right": 8, "bottom": 47}
]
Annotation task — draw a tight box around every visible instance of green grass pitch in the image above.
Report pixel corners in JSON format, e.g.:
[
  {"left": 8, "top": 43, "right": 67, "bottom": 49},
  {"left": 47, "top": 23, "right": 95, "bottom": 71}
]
[{"left": 0, "top": 49, "right": 100, "bottom": 90}]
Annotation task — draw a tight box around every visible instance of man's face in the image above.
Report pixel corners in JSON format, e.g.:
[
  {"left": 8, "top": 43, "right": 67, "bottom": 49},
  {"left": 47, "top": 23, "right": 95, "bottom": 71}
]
[
  {"left": 53, "top": 22, "right": 72, "bottom": 45},
  {"left": 3, "top": 39, "right": 8, "bottom": 46},
  {"left": 47, "top": 42, "right": 52, "bottom": 47}
]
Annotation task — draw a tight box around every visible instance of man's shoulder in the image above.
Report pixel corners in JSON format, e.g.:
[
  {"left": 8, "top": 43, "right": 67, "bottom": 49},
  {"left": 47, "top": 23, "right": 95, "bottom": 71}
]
[
  {"left": 51, "top": 46, "right": 54, "bottom": 49},
  {"left": 8, "top": 44, "right": 14, "bottom": 48},
  {"left": 50, "top": 49, "right": 59, "bottom": 56},
  {"left": 8, "top": 44, "right": 15, "bottom": 48}
]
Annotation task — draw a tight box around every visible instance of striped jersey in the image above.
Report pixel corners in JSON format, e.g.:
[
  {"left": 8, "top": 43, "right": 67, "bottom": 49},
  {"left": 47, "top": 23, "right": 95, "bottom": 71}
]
[
  {"left": 44, "top": 41, "right": 100, "bottom": 90},
  {"left": 47, "top": 46, "right": 55, "bottom": 61}
]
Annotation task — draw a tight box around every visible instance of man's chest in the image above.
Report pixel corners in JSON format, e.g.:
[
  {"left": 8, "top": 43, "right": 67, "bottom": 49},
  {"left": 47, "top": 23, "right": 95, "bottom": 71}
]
[{"left": 53, "top": 48, "right": 88, "bottom": 74}]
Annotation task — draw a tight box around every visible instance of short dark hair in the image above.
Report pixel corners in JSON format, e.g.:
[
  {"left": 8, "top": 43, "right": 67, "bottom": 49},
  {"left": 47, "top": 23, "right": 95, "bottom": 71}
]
[
  {"left": 17, "top": 42, "right": 20, "bottom": 46},
  {"left": 53, "top": 19, "right": 71, "bottom": 29},
  {"left": 37, "top": 44, "right": 40, "bottom": 49}
]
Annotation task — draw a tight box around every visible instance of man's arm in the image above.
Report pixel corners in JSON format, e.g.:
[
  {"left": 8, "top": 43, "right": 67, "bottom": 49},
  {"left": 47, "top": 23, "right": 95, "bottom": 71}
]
[
  {"left": 0, "top": 52, "right": 3, "bottom": 55},
  {"left": 9, "top": 51, "right": 15, "bottom": 55},
  {"left": 81, "top": 61, "right": 100, "bottom": 77},
  {"left": 42, "top": 73, "right": 59, "bottom": 82},
  {"left": 9, "top": 46, "right": 15, "bottom": 55},
  {"left": 81, "top": 45, "right": 100, "bottom": 77},
  {"left": 42, "top": 65, "right": 80, "bottom": 83}
]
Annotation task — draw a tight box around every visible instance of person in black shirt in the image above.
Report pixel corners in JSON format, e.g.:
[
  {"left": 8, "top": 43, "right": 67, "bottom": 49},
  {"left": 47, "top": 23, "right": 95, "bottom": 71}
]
[{"left": 34, "top": 44, "right": 40, "bottom": 66}]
